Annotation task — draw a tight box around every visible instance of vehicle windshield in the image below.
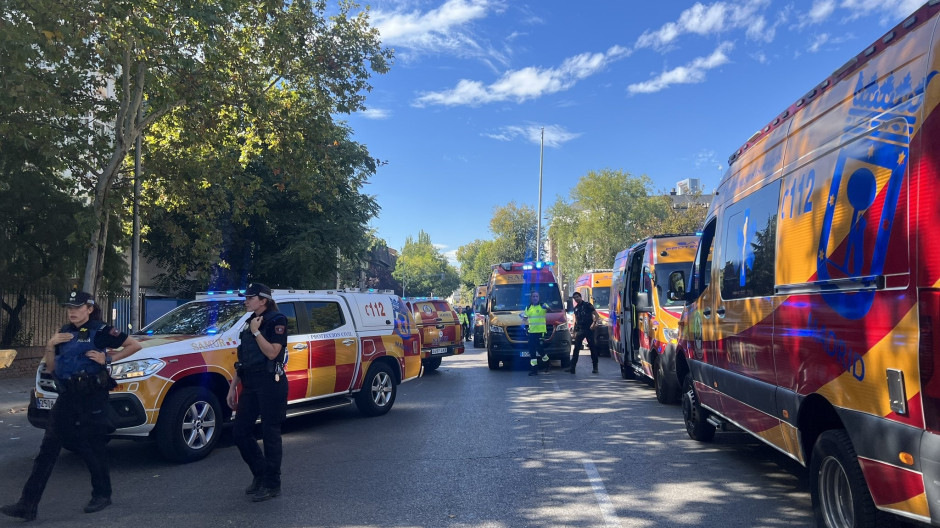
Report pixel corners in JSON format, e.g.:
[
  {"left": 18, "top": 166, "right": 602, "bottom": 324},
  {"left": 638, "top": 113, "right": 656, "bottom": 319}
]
[
  {"left": 655, "top": 262, "right": 694, "bottom": 308},
  {"left": 489, "top": 283, "right": 564, "bottom": 312},
  {"left": 473, "top": 296, "right": 487, "bottom": 313},
  {"left": 592, "top": 287, "right": 610, "bottom": 308},
  {"left": 137, "top": 300, "right": 248, "bottom": 336}
]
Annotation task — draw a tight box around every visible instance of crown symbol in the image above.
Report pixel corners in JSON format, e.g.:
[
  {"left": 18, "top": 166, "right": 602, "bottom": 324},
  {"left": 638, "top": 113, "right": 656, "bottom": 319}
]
[{"left": 846, "top": 70, "right": 935, "bottom": 144}]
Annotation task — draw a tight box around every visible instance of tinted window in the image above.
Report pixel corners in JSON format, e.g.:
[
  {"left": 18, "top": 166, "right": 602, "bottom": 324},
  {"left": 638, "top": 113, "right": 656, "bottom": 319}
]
[
  {"left": 279, "top": 302, "right": 298, "bottom": 335},
  {"left": 139, "top": 300, "right": 246, "bottom": 336},
  {"left": 691, "top": 220, "right": 716, "bottom": 297},
  {"left": 489, "top": 283, "right": 564, "bottom": 312},
  {"left": 306, "top": 302, "right": 345, "bottom": 333},
  {"left": 654, "top": 262, "right": 694, "bottom": 308},
  {"left": 720, "top": 181, "right": 780, "bottom": 299},
  {"left": 592, "top": 287, "right": 610, "bottom": 308}
]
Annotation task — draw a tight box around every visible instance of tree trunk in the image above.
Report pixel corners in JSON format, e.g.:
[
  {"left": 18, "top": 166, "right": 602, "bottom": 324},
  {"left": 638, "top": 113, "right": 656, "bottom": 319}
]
[{"left": 0, "top": 293, "right": 27, "bottom": 348}]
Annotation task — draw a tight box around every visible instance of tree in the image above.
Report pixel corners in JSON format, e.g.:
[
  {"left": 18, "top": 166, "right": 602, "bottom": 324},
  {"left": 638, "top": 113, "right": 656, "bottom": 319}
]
[
  {"left": 489, "top": 202, "right": 538, "bottom": 263},
  {"left": 392, "top": 231, "right": 460, "bottom": 298},
  {"left": 2, "top": 0, "right": 391, "bottom": 295}
]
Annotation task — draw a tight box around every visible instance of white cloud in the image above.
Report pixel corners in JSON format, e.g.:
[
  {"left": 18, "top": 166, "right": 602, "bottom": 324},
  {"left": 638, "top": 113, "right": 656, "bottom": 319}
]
[
  {"left": 808, "top": 33, "right": 829, "bottom": 53},
  {"left": 635, "top": 0, "right": 772, "bottom": 50},
  {"left": 360, "top": 108, "right": 391, "bottom": 119},
  {"left": 838, "top": 0, "right": 923, "bottom": 21},
  {"left": 443, "top": 249, "right": 458, "bottom": 265},
  {"left": 482, "top": 124, "right": 580, "bottom": 148},
  {"left": 809, "top": 0, "right": 837, "bottom": 23},
  {"left": 372, "top": 0, "right": 505, "bottom": 62},
  {"left": 413, "top": 45, "right": 630, "bottom": 107},
  {"left": 694, "top": 149, "right": 725, "bottom": 173},
  {"left": 628, "top": 42, "right": 733, "bottom": 94}
]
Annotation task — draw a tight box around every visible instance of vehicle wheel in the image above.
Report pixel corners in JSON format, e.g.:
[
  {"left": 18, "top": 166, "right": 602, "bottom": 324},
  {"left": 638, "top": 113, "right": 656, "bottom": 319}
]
[
  {"left": 423, "top": 356, "right": 443, "bottom": 372},
  {"left": 474, "top": 333, "right": 485, "bottom": 348},
  {"left": 681, "top": 373, "right": 715, "bottom": 442},
  {"left": 810, "top": 430, "right": 895, "bottom": 528},
  {"left": 155, "top": 386, "right": 222, "bottom": 463},
  {"left": 355, "top": 362, "right": 397, "bottom": 417},
  {"left": 487, "top": 350, "right": 499, "bottom": 370},
  {"left": 620, "top": 351, "right": 635, "bottom": 380},
  {"left": 654, "top": 357, "right": 678, "bottom": 404},
  {"left": 560, "top": 354, "right": 571, "bottom": 368}
]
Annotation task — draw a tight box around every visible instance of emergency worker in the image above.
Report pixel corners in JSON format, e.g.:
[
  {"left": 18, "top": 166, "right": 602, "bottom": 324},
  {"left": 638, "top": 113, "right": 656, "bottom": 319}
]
[
  {"left": 520, "top": 291, "right": 550, "bottom": 376},
  {"left": 464, "top": 305, "right": 472, "bottom": 341},
  {"left": 457, "top": 307, "right": 469, "bottom": 341},
  {"left": 227, "top": 283, "right": 289, "bottom": 502},
  {"left": 1, "top": 291, "right": 141, "bottom": 521},
  {"left": 568, "top": 292, "right": 600, "bottom": 374}
]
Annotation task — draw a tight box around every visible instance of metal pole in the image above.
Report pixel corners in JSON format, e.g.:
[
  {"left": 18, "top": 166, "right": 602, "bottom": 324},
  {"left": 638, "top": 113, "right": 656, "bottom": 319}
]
[
  {"left": 536, "top": 127, "right": 544, "bottom": 261},
  {"left": 130, "top": 103, "right": 142, "bottom": 332}
]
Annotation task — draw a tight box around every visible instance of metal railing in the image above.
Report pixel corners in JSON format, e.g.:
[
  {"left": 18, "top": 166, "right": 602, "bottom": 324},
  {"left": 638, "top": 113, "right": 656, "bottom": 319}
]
[{"left": 0, "top": 288, "right": 136, "bottom": 347}]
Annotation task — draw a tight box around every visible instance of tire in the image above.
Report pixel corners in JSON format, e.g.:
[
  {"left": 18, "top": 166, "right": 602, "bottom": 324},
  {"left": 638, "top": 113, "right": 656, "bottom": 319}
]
[
  {"left": 423, "top": 356, "right": 443, "bottom": 372},
  {"left": 810, "top": 430, "right": 896, "bottom": 528},
  {"left": 681, "top": 373, "right": 716, "bottom": 442},
  {"left": 654, "top": 357, "right": 678, "bottom": 404},
  {"left": 474, "top": 330, "right": 485, "bottom": 348},
  {"left": 560, "top": 354, "right": 571, "bottom": 368},
  {"left": 155, "top": 386, "right": 222, "bottom": 463},
  {"left": 487, "top": 349, "right": 499, "bottom": 370},
  {"left": 619, "top": 350, "right": 635, "bottom": 380},
  {"left": 355, "top": 363, "right": 396, "bottom": 417}
]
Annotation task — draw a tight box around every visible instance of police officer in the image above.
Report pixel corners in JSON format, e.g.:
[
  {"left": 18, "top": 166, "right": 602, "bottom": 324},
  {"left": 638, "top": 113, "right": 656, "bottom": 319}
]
[
  {"left": 1, "top": 291, "right": 141, "bottom": 521},
  {"left": 568, "top": 292, "right": 600, "bottom": 374},
  {"left": 226, "top": 283, "right": 289, "bottom": 502},
  {"left": 457, "top": 307, "right": 469, "bottom": 341},
  {"left": 520, "top": 291, "right": 550, "bottom": 376}
]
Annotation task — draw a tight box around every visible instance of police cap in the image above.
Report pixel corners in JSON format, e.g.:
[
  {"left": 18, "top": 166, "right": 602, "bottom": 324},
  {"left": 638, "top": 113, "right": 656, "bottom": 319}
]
[
  {"left": 239, "top": 283, "right": 273, "bottom": 300},
  {"left": 62, "top": 291, "right": 95, "bottom": 307}
]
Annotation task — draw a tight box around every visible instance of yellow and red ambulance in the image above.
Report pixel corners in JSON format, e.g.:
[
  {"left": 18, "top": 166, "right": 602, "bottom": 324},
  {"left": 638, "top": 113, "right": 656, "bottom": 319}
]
[
  {"left": 573, "top": 269, "right": 613, "bottom": 355},
  {"left": 608, "top": 235, "right": 698, "bottom": 402},
  {"left": 405, "top": 297, "right": 464, "bottom": 372},
  {"left": 483, "top": 261, "right": 570, "bottom": 369},
  {"left": 677, "top": 2, "right": 940, "bottom": 525},
  {"left": 28, "top": 289, "right": 421, "bottom": 463}
]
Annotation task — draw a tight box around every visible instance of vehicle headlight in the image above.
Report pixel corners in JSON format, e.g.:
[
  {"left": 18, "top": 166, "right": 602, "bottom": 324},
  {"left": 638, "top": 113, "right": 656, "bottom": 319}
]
[
  {"left": 554, "top": 323, "right": 568, "bottom": 333},
  {"left": 109, "top": 358, "right": 165, "bottom": 380},
  {"left": 489, "top": 325, "right": 504, "bottom": 334},
  {"left": 663, "top": 327, "right": 679, "bottom": 341}
]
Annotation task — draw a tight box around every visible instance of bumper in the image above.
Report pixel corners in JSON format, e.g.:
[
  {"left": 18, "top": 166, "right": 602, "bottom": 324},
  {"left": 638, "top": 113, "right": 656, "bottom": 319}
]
[
  {"left": 487, "top": 332, "right": 571, "bottom": 361},
  {"left": 420, "top": 343, "right": 463, "bottom": 359},
  {"left": 28, "top": 390, "right": 149, "bottom": 432}
]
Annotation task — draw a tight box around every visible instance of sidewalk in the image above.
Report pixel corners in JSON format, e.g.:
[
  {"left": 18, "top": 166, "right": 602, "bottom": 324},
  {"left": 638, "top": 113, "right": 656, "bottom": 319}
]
[{"left": 0, "top": 374, "right": 35, "bottom": 412}]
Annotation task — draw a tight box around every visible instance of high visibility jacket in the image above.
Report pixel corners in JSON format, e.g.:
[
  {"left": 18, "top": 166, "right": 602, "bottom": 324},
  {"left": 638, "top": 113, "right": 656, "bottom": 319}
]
[
  {"left": 458, "top": 312, "right": 469, "bottom": 325},
  {"left": 524, "top": 304, "right": 548, "bottom": 334}
]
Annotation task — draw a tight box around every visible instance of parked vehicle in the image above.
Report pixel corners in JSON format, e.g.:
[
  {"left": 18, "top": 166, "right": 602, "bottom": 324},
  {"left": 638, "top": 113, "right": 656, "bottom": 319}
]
[
  {"left": 676, "top": 3, "right": 940, "bottom": 525},
  {"left": 609, "top": 235, "right": 698, "bottom": 403},
  {"left": 573, "top": 269, "right": 613, "bottom": 356},
  {"left": 28, "top": 289, "right": 421, "bottom": 463},
  {"left": 472, "top": 285, "right": 488, "bottom": 348},
  {"left": 405, "top": 298, "right": 464, "bottom": 372},
  {"left": 482, "top": 262, "right": 570, "bottom": 369}
]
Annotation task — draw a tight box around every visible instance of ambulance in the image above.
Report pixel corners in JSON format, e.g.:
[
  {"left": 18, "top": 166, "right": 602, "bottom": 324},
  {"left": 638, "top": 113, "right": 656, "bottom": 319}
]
[
  {"left": 609, "top": 235, "right": 698, "bottom": 403},
  {"left": 404, "top": 297, "right": 464, "bottom": 372},
  {"left": 573, "top": 269, "right": 613, "bottom": 355},
  {"left": 482, "top": 262, "right": 570, "bottom": 369},
  {"left": 676, "top": 2, "right": 940, "bottom": 525},
  {"left": 28, "top": 289, "right": 421, "bottom": 463},
  {"left": 472, "top": 284, "right": 488, "bottom": 348}
]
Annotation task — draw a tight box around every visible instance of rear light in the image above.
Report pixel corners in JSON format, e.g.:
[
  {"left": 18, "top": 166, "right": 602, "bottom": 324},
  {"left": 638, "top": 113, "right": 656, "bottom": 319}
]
[{"left": 919, "top": 290, "right": 940, "bottom": 433}]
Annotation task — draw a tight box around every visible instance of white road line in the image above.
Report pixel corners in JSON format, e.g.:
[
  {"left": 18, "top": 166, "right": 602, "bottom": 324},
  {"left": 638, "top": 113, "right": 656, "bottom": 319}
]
[{"left": 584, "top": 459, "right": 620, "bottom": 528}]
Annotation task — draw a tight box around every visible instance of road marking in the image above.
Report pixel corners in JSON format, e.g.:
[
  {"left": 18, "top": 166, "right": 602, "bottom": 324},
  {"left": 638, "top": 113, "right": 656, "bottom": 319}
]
[
  {"left": 584, "top": 459, "right": 620, "bottom": 528},
  {"left": 552, "top": 380, "right": 560, "bottom": 391}
]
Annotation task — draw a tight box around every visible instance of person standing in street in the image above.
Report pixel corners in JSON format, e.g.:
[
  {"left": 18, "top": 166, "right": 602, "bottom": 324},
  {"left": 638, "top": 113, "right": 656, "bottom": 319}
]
[
  {"left": 464, "top": 305, "right": 473, "bottom": 341},
  {"left": 457, "top": 307, "right": 469, "bottom": 341},
  {"left": 568, "top": 292, "right": 600, "bottom": 374},
  {"left": 2, "top": 291, "right": 141, "bottom": 521},
  {"left": 520, "top": 291, "right": 550, "bottom": 376},
  {"left": 227, "top": 283, "right": 289, "bottom": 502}
]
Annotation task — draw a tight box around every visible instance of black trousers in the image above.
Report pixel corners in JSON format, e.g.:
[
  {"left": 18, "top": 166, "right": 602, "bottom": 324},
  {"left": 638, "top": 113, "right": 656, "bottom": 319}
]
[
  {"left": 19, "top": 389, "right": 112, "bottom": 508},
  {"left": 572, "top": 328, "right": 597, "bottom": 367},
  {"left": 233, "top": 370, "right": 288, "bottom": 489},
  {"left": 528, "top": 333, "right": 546, "bottom": 372}
]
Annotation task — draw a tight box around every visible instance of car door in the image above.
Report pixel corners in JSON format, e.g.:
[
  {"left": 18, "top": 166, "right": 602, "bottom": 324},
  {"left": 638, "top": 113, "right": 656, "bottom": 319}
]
[
  {"left": 305, "top": 299, "right": 358, "bottom": 398},
  {"left": 277, "top": 301, "right": 312, "bottom": 403}
]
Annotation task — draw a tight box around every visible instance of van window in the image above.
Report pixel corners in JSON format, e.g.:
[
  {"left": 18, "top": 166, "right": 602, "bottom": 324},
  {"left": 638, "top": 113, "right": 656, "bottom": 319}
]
[
  {"left": 592, "top": 287, "right": 611, "bottom": 308},
  {"left": 719, "top": 181, "right": 781, "bottom": 299},
  {"left": 305, "top": 301, "right": 345, "bottom": 333},
  {"left": 279, "top": 302, "right": 298, "bottom": 335},
  {"left": 691, "top": 220, "right": 716, "bottom": 298}
]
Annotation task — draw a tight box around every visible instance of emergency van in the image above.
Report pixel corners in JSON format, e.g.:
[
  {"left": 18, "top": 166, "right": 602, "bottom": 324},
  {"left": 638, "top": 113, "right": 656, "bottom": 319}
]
[
  {"left": 573, "top": 269, "right": 613, "bottom": 356},
  {"left": 676, "top": 2, "right": 940, "bottom": 525},
  {"left": 405, "top": 298, "right": 464, "bottom": 372},
  {"left": 28, "top": 289, "right": 421, "bottom": 463},
  {"left": 609, "top": 235, "right": 698, "bottom": 404},
  {"left": 472, "top": 285, "right": 488, "bottom": 348},
  {"left": 482, "top": 262, "right": 570, "bottom": 369}
]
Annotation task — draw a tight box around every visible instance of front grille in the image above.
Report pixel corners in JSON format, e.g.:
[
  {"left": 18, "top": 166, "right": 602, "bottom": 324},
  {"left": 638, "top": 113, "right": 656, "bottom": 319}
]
[{"left": 505, "top": 325, "right": 555, "bottom": 342}]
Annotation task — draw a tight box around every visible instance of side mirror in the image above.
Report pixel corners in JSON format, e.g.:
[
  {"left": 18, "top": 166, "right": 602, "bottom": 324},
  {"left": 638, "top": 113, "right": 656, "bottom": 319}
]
[
  {"left": 565, "top": 298, "right": 574, "bottom": 312},
  {"left": 634, "top": 291, "right": 652, "bottom": 313}
]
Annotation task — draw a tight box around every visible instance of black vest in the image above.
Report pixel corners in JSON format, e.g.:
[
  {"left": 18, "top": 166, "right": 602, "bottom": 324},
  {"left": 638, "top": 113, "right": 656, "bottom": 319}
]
[{"left": 237, "top": 310, "right": 285, "bottom": 371}]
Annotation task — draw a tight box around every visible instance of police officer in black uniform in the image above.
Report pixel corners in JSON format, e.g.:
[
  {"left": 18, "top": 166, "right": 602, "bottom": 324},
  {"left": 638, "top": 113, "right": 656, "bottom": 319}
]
[
  {"left": 1, "top": 291, "right": 141, "bottom": 521},
  {"left": 568, "top": 292, "right": 600, "bottom": 374},
  {"left": 226, "top": 283, "right": 289, "bottom": 502}
]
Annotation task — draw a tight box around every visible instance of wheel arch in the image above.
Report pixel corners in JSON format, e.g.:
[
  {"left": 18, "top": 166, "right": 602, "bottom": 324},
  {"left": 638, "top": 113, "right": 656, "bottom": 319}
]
[
  {"left": 797, "top": 393, "right": 845, "bottom": 464},
  {"left": 156, "top": 372, "right": 232, "bottom": 428}
]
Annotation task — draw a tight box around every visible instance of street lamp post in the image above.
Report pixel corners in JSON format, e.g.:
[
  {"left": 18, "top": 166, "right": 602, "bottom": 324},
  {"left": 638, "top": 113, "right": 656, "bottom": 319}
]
[{"left": 536, "top": 127, "right": 544, "bottom": 261}]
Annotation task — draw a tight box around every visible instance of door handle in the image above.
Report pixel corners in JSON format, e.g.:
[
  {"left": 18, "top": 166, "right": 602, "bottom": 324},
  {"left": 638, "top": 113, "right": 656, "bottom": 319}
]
[
  {"left": 716, "top": 307, "right": 726, "bottom": 318},
  {"left": 436, "top": 324, "right": 445, "bottom": 329},
  {"left": 292, "top": 344, "right": 308, "bottom": 350},
  {"left": 342, "top": 338, "right": 355, "bottom": 346},
  {"left": 702, "top": 308, "right": 712, "bottom": 318}
]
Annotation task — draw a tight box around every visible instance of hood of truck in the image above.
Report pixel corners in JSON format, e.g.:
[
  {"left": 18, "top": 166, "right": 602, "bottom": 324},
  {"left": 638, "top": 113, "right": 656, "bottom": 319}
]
[{"left": 488, "top": 311, "right": 566, "bottom": 327}]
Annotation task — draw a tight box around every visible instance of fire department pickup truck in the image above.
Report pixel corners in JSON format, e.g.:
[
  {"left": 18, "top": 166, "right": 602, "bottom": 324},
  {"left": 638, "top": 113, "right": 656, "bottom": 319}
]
[{"left": 27, "top": 289, "right": 421, "bottom": 463}]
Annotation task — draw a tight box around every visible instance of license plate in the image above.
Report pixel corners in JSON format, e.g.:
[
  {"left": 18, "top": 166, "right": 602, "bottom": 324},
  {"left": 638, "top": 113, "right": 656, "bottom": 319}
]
[
  {"left": 430, "top": 347, "right": 448, "bottom": 355},
  {"left": 519, "top": 351, "right": 530, "bottom": 358},
  {"left": 36, "top": 398, "right": 55, "bottom": 410}
]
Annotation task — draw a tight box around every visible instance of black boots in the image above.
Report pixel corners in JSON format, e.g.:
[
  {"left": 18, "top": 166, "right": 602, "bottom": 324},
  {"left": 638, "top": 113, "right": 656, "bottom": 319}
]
[
  {"left": 245, "top": 476, "right": 263, "bottom": 495},
  {"left": 1, "top": 502, "right": 37, "bottom": 522},
  {"left": 83, "top": 497, "right": 111, "bottom": 514}
]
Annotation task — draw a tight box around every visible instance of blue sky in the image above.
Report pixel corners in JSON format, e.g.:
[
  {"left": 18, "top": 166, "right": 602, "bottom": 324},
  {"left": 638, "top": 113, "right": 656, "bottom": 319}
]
[{"left": 347, "top": 0, "right": 923, "bottom": 264}]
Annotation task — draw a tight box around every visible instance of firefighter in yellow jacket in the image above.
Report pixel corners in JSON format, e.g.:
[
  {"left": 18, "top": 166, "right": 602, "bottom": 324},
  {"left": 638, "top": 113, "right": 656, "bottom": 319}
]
[{"left": 520, "top": 291, "right": 550, "bottom": 376}]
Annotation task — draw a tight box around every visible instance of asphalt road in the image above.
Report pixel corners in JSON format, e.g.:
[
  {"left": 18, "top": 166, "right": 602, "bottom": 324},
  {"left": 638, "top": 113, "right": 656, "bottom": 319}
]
[{"left": 0, "top": 348, "right": 817, "bottom": 527}]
